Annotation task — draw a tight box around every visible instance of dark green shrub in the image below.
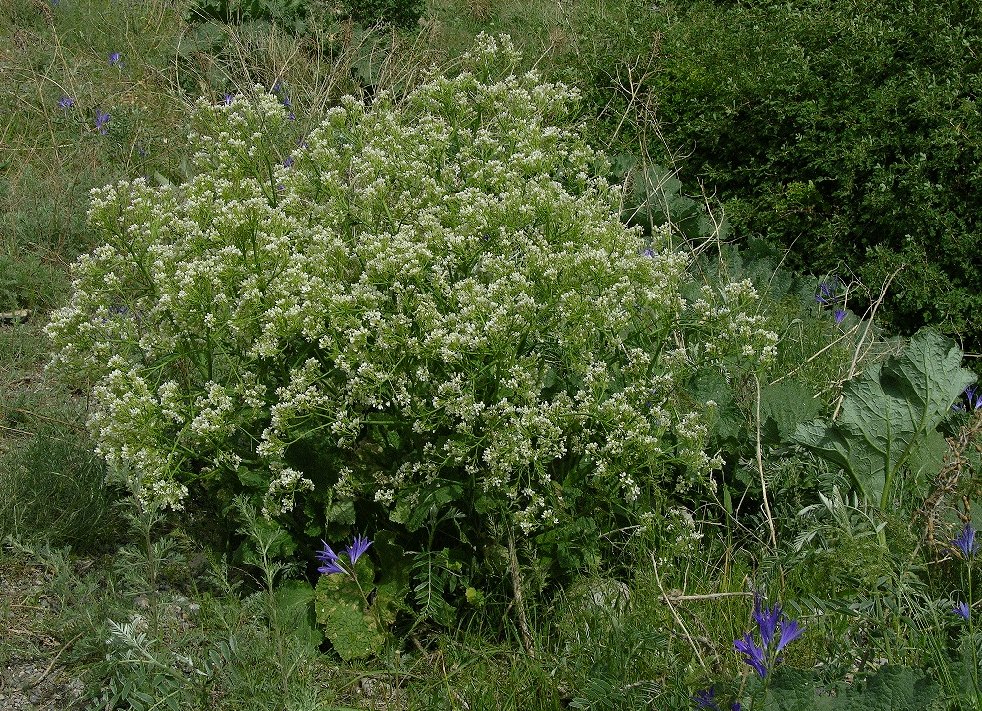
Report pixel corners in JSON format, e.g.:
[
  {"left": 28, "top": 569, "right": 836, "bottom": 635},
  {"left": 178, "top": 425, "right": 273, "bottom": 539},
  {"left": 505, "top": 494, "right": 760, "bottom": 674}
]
[
  {"left": 573, "top": 0, "right": 982, "bottom": 349},
  {"left": 187, "top": 0, "right": 423, "bottom": 32},
  {"left": 341, "top": 0, "right": 423, "bottom": 29}
]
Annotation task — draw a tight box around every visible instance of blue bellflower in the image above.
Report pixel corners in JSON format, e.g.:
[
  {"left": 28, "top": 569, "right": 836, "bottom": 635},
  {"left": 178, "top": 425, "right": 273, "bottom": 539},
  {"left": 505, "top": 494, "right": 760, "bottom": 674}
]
[
  {"left": 57, "top": 95, "right": 74, "bottom": 109},
  {"left": 734, "top": 632, "right": 768, "bottom": 678},
  {"left": 955, "top": 602, "right": 971, "bottom": 620},
  {"left": 345, "top": 534, "right": 372, "bottom": 564},
  {"left": 109, "top": 52, "right": 122, "bottom": 67},
  {"left": 692, "top": 686, "right": 721, "bottom": 710},
  {"left": 953, "top": 523, "right": 978, "bottom": 559},
  {"left": 316, "top": 535, "right": 373, "bottom": 575},
  {"left": 315, "top": 541, "right": 345, "bottom": 575},
  {"left": 95, "top": 111, "right": 110, "bottom": 134},
  {"left": 816, "top": 285, "right": 831, "bottom": 305},
  {"left": 753, "top": 599, "right": 782, "bottom": 648},
  {"left": 776, "top": 618, "right": 804, "bottom": 652},
  {"left": 735, "top": 597, "right": 804, "bottom": 678},
  {"left": 815, "top": 281, "right": 836, "bottom": 305}
]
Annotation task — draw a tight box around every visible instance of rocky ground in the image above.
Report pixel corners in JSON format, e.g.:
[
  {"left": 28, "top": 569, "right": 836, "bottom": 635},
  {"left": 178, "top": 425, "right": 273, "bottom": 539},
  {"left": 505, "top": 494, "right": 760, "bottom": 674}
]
[{"left": 0, "top": 555, "right": 87, "bottom": 710}]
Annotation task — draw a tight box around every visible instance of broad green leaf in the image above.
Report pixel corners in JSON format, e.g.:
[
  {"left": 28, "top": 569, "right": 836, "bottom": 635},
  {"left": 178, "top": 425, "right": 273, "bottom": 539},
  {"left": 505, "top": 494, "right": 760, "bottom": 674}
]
[
  {"left": 760, "top": 380, "right": 821, "bottom": 443},
  {"left": 314, "top": 556, "right": 386, "bottom": 660},
  {"left": 763, "top": 666, "right": 938, "bottom": 710},
  {"left": 793, "top": 329, "right": 974, "bottom": 509},
  {"left": 391, "top": 482, "right": 463, "bottom": 532}
]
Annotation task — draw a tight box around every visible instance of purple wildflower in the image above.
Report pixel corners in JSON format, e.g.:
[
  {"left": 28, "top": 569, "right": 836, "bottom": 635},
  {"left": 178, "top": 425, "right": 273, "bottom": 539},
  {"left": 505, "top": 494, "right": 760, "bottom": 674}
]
[
  {"left": 316, "top": 541, "right": 346, "bottom": 575},
  {"left": 966, "top": 385, "right": 982, "bottom": 411},
  {"left": 815, "top": 282, "right": 834, "bottom": 305},
  {"left": 317, "top": 535, "right": 373, "bottom": 575},
  {"left": 734, "top": 632, "right": 768, "bottom": 678},
  {"left": 222, "top": 93, "right": 234, "bottom": 106},
  {"left": 94, "top": 111, "right": 110, "bottom": 134},
  {"left": 953, "top": 523, "right": 978, "bottom": 559},
  {"left": 345, "top": 534, "right": 372, "bottom": 565},
  {"left": 736, "top": 597, "right": 804, "bottom": 679},
  {"left": 57, "top": 95, "right": 74, "bottom": 110},
  {"left": 955, "top": 602, "right": 971, "bottom": 620},
  {"left": 775, "top": 618, "right": 804, "bottom": 653},
  {"left": 283, "top": 155, "right": 294, "bottom": 168},
  {"left": 109, "top": 52, "right": 122, "bottom": 67},
  {"left": 752, "top": 598, "right": 783, "bottom": 648},
  {"left": 692, "top": 687, "right": 721, "bottom": 710},
  {"left": 834, "top": 309, "right": 846, "bottom": 324}
]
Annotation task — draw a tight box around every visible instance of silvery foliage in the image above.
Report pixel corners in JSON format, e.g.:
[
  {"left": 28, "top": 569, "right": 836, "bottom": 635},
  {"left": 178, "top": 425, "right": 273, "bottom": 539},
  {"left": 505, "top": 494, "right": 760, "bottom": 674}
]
[{"left": 47, "top": 35, "right": 774, "bottom": 535}]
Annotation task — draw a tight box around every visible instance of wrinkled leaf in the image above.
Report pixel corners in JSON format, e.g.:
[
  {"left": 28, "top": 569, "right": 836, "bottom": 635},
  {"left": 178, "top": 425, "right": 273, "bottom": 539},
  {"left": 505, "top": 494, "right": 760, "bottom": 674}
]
[
  {"left": 314, "top": 556, "right": 385, "bottom": 660},
  {"left": 793, "top": 329, "right": 974, "bottom": 508}
]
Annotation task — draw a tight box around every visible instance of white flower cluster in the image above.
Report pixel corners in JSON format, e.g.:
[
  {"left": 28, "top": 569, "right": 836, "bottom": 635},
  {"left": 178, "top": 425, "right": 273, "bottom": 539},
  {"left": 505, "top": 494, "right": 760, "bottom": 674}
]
[
  {"left": 262, "top": 467, "right": 315, "bottom": 518},
  {"left": 687, "top": 279, "right": 779, "bottom": 365},
  {"left": 45, "top": 38, "right": 764, "bottom": 533}
]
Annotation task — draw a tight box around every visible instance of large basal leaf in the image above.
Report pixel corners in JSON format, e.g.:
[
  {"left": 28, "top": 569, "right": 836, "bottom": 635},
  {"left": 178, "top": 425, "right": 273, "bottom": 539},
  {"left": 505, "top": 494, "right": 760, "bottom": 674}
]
[
  {"left": 313, "top": 550, "right": 408, "bottom": 661},
  {"left": 314, "top": 557, "right": 385, "bottom": 661},
  {"left": 273, "top": 579, "right": 323, "bottom": 651},
  {"left": 793, "top": 329, "right": 974, "bottom": 509},
  {"left": 760, "top": 380, "right": 822, "bottom": 443}
]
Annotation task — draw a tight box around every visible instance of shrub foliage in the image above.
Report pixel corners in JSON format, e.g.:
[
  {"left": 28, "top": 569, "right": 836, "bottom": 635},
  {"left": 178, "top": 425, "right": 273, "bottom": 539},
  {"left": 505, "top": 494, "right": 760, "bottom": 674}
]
[
  {"left": 46, "top": 37, "right": 781, "bottom": 604},
  {"left": 578, "top": 0, "right": 982, "bottom": 348}
]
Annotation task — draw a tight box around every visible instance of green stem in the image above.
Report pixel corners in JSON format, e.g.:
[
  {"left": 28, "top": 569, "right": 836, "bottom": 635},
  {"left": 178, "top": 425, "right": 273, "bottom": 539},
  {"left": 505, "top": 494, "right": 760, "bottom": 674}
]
[{"left": 967, "top": 563, "right": 981, "bottom": 710}]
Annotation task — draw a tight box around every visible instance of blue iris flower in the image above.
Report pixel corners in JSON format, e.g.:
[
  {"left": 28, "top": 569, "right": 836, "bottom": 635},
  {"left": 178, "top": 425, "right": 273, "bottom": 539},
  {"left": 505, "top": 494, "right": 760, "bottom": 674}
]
[
  {"left": 953, "top": 523, "right": 978, "bottom": 559},
  {"left": 95, "top": 111, "right": 110, "bottom": 134},
  {"left": 316, "top": 535, "right": 373, "bottom": 576}
]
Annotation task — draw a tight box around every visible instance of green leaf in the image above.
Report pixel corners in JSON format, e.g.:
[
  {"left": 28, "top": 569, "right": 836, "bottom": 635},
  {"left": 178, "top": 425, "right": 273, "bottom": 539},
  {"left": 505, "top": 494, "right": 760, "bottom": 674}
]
[
  {"left": 844, "top": 665, "right": 938, "bottom": 710},
  {"left": 391, "top": 482, "right": 463, "bottom": 532},
  {"left": 314, "top": 557, "right": 387, "bottom": 661},
  {"left": 764, "top": 666, "right": 938, "bottom": 710},
  {"left": 236, "top": 466, "right": 268, "bottom": 490},
  {"left": 793, "top": 329, "right": 974, "bottom": 509},
  {"left": 761, "top": 380, "right": 821, "bottom": 443}
]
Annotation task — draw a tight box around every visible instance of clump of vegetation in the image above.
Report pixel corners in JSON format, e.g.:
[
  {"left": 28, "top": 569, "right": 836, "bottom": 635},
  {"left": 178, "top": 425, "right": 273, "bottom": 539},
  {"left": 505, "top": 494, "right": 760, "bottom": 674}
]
[{"left": 46, "top": 37, "right": 786, "bottom": 635}]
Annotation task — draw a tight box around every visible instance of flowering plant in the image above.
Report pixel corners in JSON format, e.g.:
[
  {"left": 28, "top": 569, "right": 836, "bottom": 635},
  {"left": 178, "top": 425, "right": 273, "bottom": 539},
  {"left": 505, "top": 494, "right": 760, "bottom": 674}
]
[{"left": 46, "top": 36, "right": 775, "bottom": 612}]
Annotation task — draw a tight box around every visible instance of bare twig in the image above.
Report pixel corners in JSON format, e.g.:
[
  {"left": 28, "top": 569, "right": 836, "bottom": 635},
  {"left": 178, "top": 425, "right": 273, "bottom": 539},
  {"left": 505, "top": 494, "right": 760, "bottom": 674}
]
[
  {"left": 24, "top": 631, "right": 83, "bottom": 690},
  {"left": 666, "top": 591, "right": 754, "bottom": 602},
  {"left": 753, "top": 374, "right": 778, "bottom": 549},
  {"left": 832, "top": 267, "right": 902, "bottom": 420},
  {"left": 651, "top": 554, "right": 708, "bottom": 672}
]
